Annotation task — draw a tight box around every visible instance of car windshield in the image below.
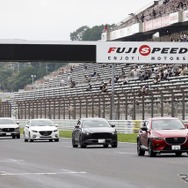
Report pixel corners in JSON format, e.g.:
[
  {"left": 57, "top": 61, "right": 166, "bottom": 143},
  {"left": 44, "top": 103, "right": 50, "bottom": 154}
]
[
  {"left": 152, "top": 119, "right": 185, "bottom": 130},
  {"left": 0, "top": 119, "right": 16, "bottom": 124},
  {"left": 82, "top": 119, "right": 110, "bottom": 128},
  {"left": 31, "top": 119, "right": 54, "bottom": 126}
]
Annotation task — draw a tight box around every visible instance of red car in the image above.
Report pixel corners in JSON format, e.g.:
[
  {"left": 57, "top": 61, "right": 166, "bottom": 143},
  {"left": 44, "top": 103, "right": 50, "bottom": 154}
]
[{"left": 137, "top": 117, "right": 188, "bottom": 157}]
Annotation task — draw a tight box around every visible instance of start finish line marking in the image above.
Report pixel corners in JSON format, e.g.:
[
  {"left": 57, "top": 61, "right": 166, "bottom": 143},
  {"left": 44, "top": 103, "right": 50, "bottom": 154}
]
[{"left": 0, "top": 169, "right": 87, "bottom": 176}]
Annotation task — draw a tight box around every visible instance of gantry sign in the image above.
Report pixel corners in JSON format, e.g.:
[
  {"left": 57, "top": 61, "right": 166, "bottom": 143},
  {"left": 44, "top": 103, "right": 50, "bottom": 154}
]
[{"left": 0, "top": 40, "right": 187, "bottom": 64}]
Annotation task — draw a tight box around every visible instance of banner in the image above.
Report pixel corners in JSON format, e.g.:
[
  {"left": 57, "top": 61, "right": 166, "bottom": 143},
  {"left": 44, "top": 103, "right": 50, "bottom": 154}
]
[{"left": 96, "top": 42, "right": 188, "bottom": 64}]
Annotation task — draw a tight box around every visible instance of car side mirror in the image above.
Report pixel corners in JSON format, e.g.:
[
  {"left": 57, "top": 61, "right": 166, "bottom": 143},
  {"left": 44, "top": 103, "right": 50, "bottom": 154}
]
[
  {"left": 16, "top": 122, "right": 19, "bottom": 125},
  {"left": 111, "top": 124, "right": 115, "bottom": 128},
  {"left": 141, "top": 126, "right": 147, "bottom": 131},
  {"left": 184, "top": 124, "right": 188, "bottom": 129},
  {"left": 55, "top": 124, "right": 58, "bottom": 127},
  {"left": 75, "top": 125, "right": 80, "bottom": 129}
]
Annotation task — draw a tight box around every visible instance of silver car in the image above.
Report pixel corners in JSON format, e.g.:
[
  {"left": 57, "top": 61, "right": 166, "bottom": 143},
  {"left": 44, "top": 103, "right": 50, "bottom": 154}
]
[{"left": 0, "top": 118, "right": 20, "bottom": 139}]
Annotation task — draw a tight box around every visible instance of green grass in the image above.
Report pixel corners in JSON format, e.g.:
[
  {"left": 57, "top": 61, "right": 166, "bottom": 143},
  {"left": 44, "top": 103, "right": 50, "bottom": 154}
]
[
  {"left": 59, "top": 131, "right": 137, "bottom": 143},
  {"left": 117, "top": 133, "right": 137, "bottom": 143},
  {"left": 20, "top": 128, "right": 137, "bottom": 143},
  {"left": 59, "top": 130, "right": 72, "bottom": 138}
]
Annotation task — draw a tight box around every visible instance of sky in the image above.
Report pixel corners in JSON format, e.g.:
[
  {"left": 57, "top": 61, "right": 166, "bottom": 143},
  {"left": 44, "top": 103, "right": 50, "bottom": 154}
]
[{"left": 0, "top": 0, "right": 154, "bottom": 41}]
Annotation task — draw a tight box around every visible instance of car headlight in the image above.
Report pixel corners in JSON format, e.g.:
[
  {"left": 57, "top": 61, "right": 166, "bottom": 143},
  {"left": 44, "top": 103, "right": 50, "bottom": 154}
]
[
  {"left": 83, "top": 132, "right": 90, "bottom": 135},
  {"left": 32, "top": 130, "right": 38, "bottom": 133},
  {"left": 152, "top": 136, "right": 164, "bottom": 140},
  {"left": 111, "top": 131, "right": 117, "bottom": 135},
  {"left": 82, "top": 130, "right": 90, "bottom": 135},
  {"left": 15, "top": 127, "right": 20, "bottom": 131}
]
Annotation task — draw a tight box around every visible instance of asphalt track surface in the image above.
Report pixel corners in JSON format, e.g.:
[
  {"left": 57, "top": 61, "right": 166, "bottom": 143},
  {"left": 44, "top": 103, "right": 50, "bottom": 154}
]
[{"left": 0, "top": 137, "right": 188, "bottom": 188}]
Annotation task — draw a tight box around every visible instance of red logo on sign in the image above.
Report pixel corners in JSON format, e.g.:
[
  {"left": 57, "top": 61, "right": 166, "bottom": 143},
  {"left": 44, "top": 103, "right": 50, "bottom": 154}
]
[{"left": 139, "top": 45, "right": 151, "bottom": 56}]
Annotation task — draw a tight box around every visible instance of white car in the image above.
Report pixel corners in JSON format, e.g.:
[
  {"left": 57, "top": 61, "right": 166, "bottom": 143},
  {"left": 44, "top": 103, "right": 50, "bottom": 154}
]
[
  {"left": 0, "top": 117, "right": 20, "bottom": 139},
  {"left": 23, "top": 119, "right": 59, "bottom": 142}
]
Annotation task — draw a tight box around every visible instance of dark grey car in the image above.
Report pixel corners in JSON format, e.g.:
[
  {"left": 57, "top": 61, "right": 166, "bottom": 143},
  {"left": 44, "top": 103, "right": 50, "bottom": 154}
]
[
  {"left": 72, "top": 118, "right": 118, "bottom": 148},
  {"left": 0, "top": 118, "right": 20, "bottom": 139}
]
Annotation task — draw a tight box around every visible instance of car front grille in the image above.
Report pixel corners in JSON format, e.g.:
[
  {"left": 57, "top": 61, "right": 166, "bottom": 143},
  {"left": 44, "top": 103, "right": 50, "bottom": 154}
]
[
  {"left": 39, "top": 131, "right": 52, "bottom": 136},
  {"left": 165, "top": 137, "right": 186, "bottom": 145},
  {"left": 90, "top": 133, "right": 112, "bottom": 139},
  {"left": 2, "top": 128, "right": 15, "bottom": 132}
]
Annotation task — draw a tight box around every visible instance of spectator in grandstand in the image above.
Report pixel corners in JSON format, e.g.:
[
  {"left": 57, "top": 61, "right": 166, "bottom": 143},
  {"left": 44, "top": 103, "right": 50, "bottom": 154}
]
[
  {"left": 152, "top": 9, "right": 157, "bottom": 18},
  {"left": 177, "top": 0, "right": 184, "bottom": 9},
  {"left": 139, "top": 84, "right": 150, "bottom": 96},
  {"left": 179, "top": 33, "right": 188, "bottom": 42},
  {"left": 121, "top": 67, "right": 126, "bottom": 77},
  {"left": 153, "top": 74, "right": 160, "bottom": 84},
  {"left": 91, "top": 69, "right": 97, "bottom": 77},
  {"left": 122, "top": 77, "right": 129, "bottom": 85},
  {"left": 114, "top": 75, "right": 120, "bottom": 83},
  {"left": 100, "top": 82, "right": 108, "bottom": 92},
  {"left": 60, "top": 79, "right": 66, "bottom": 86},
  {"left": 140, "top": 13, "right": 145, "bottom": 22},
  {"left": 170, "top": 36, "right": 176, "bottom": 41},
  {"left": 59, "top": 68, "right": 64, "bottom": 75},
  {"left": 84, "top": 75, "right": 91, "bottom": 83},
  {"left": 180, "top": 65, "right": 188, "bottom": 75},
  {"left": 67, "top": 74, "right": 72, "bottom": 83},
  {"left": 70, "top": 66, "right": 74, "bottom": 73},
  {"left": 86, "top": 83, "right": 92, "bottom": 91},
  {"left": 70, "top": 80, "right": 76, "bottom": 88},
  {"left": 129, "top": 66, "right": 140, "bottom": 80},
  {"left": 163, "top": 0, "right": 170, "bottom": 4},
  {"left": 96, "top": 73, "right": 101, "bottom": 81}
]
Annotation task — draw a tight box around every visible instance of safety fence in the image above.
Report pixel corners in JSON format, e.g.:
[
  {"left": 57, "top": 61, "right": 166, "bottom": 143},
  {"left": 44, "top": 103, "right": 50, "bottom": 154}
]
[{"left": 17, "top": 119, "right": 188, "bottom": 134}]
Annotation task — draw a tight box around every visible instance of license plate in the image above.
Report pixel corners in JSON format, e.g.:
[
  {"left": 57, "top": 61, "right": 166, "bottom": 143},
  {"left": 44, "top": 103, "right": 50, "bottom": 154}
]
[
  {"left": 98, "top": 139, "right": 105, "bottom": 143},
  {"left": 172, "top": 145, "right": 181, "bottom": 150},
  {"left": 6, "top": 133, "right": 11, "bottom": 136}
]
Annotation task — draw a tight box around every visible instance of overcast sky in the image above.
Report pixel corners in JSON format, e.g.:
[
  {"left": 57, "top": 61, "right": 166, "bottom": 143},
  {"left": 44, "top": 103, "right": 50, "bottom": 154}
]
[{"left": 0, "top": 0, "right": 153, "bottom": 41}]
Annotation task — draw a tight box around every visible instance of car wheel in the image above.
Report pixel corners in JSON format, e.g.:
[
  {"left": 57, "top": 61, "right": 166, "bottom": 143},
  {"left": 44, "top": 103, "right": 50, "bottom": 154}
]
[
  {"left": 111, "top": 143, "right": 118, "bottom": 148},
  {"left": 137, "top": 139, "right": 145, "bottom": 156},
  {"left": 72, "top": 138, "right": 78, "bottom": 148},
  {"left": 103, "top": 144, "right": 108, "bottom": 148},
  {"left": 79, "top": 136, "right": 86, "bottom": 148},
  {"left": 175, "top": 152, "right": 182, "bottom": 157},
  {"left": 148, "top": 141, "right": 156, "bottom": 157},
  {"left": 29, "top": 132, "right": 34, "bottom": 142},
  {"left": 23, "top": 132, "right": 28, "bottom": 142},
  {"left": 17, "top": 135, "right": 20, "bottom": 139},
  {"left": 12, "top": 135, "right": 15, "bottom": 139},
  {"left": 49, "top": 139, "right": 53, "bottom": 142}
]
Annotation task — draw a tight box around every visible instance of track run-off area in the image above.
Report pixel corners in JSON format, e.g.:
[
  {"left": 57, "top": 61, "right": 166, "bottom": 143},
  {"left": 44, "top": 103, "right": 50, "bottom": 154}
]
[{"left": 0, "top": 137, "right": 188, "bottom": 188}]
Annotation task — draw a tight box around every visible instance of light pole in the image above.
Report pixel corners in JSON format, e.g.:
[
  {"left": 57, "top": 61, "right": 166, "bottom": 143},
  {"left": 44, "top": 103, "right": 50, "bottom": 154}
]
[{"left": 31, "top": 75, "right": 36, "bottom": 85}]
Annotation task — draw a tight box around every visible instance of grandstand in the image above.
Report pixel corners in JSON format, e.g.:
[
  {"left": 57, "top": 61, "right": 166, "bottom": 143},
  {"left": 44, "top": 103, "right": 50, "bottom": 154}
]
[{"left": 1, "top": 0, "right": 188, "bottom": 120}]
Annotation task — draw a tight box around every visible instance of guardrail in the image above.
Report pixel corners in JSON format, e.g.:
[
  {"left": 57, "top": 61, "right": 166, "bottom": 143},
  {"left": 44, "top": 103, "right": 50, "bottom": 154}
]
[
  {"left": 18, "top": 119, "right": 188, "bottom": 134},
  {"left": 17, "top": 119, "right": 144, "bottom": 134}
]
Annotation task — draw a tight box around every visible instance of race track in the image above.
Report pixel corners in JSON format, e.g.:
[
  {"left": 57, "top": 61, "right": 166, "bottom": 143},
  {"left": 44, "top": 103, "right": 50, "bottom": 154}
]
[{"left": 0, "top": 137, "right": 188, "bottom": 188}]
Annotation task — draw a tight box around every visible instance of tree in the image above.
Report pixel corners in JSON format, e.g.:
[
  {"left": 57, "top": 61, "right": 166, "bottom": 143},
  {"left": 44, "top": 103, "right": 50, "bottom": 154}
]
[
  {"left": 70, "top": 24, "right": 116, "bottom": 41},
  {"left": 70, "top": 26, "right": 89, "bottom": 41}
]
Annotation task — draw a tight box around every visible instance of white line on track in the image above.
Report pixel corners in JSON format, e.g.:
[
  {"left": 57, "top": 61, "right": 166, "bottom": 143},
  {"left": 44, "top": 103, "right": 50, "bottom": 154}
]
[
  {"left": 0, "top": 169, "right": 87, "bottom": 176},
  {"left": 0, "top": 159, "right": 24, "bottom": 163}
]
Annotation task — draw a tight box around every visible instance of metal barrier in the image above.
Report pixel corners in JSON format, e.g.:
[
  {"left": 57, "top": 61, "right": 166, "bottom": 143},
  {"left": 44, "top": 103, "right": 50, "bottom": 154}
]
[
  {"left": 18, "top": 119, "right": 188, "bottom": 134},
  {"left": 17, "top": 119, "right": 143, "bottom": 134}
]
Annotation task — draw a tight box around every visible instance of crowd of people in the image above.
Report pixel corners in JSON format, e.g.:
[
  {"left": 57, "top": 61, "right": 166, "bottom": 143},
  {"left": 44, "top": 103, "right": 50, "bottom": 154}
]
[{"left": 117, "top": 0, "right": 188, "bottom": 30}]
